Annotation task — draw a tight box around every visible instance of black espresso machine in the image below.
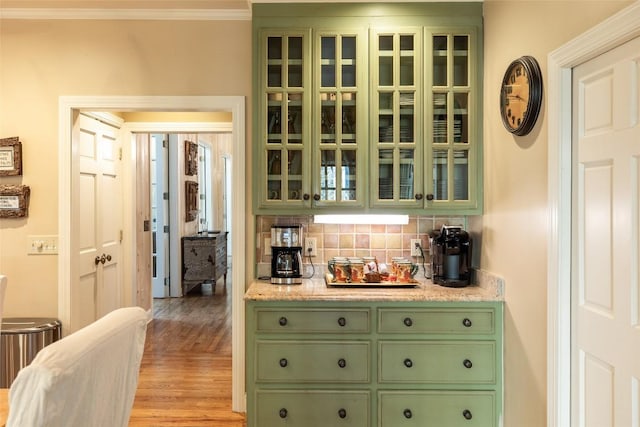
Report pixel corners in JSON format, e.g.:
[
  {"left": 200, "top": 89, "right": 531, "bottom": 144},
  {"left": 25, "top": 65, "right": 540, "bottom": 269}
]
[
  {"left": 429, "top": 225, "right": 472, "bottom": 287},
  {"left": 271, "top": 225, "right": 303, "bottom": 284}
]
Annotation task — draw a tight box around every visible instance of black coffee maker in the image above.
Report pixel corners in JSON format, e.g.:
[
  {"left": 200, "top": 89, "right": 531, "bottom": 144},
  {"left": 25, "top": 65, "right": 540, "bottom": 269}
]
[
  {"left": 270, "top": 225, "right": 303, "bottom": 284},
  {"left": 429, "top": 225, "right": 472, "bottom": 287}
]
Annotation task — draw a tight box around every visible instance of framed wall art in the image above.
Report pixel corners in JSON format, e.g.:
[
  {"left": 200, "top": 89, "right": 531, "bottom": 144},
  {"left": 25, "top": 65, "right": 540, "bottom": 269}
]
[
  {"left": 185, "top": 180, "right": 199, "bottom": 222},
  {"left": 0, "top": 184, "right": 30, "bottom": 218},
  {"left": 0, "top": 136, "right": 22, "bottom": 176},
  {"left": 185, "top": 140, "right": 198, "bottom": 176}
]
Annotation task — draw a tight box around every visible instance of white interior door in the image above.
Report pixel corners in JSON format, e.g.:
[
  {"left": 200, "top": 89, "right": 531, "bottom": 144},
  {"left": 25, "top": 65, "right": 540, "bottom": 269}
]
[
  {"left": 76, "top": 113, "right": 123, "bottom": 328},
  {"left": 151, "top": 134, "right": 170, "bottom": 298},
  {"left": 572, "top": 36, "right": 640, "bottom": 427}
]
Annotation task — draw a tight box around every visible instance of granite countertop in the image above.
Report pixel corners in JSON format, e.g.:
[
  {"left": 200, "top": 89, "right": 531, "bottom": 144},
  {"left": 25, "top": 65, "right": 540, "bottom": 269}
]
[{"left": 244, "top": 276, "right": 503, "bottom": 302}]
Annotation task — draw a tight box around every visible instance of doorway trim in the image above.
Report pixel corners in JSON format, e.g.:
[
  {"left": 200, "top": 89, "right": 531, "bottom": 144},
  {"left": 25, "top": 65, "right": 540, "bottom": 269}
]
[
  {"left": 547, "top": 3, "right": 640, "bottom": 426},
  {"left": 58, "top": 96, "right": 246, "bottom": 412}
]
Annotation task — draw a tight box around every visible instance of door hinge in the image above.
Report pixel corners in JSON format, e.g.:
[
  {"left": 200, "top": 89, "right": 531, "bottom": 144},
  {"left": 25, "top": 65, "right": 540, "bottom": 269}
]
[
  {"left": 164, "top": 277, "right": 170, "bottom": 287},
  {"left": 163, "top": 192, "right": 169, "bottom": 200},
  {"left": 119, "top": 147, "right": 123, "bottom": 160},
  {"left": 163, "top": 225, "right": 170, "bottom": 233},
  {"left": 120, "top": 230, "right": 123, "bottom": 242}
]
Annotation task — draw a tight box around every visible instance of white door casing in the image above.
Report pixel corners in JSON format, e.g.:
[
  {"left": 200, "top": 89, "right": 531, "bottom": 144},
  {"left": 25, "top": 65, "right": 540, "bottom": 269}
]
[
  {"left": 75, "top": 112, "right": 123, "bottom": 329},
  {"left": 572, "top": 36, "right": 640, "bottom": 426},
  {"left": 548, "top": 3, "right": 640, "bottom": 426},
  {"left": 58, "top": 96, "right": 246, "bottom": 412}
]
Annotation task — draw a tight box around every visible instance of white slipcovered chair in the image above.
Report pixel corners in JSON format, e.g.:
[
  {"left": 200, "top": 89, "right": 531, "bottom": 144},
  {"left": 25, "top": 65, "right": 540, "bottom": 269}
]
[{"left": 6, "top": 306, "right": 148, "bottom": 427}]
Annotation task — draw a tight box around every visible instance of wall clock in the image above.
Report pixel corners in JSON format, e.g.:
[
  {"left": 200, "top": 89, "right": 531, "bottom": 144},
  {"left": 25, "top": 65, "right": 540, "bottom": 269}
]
[{"left": 500, "top": 55, "right": 543, "bottom": 136}]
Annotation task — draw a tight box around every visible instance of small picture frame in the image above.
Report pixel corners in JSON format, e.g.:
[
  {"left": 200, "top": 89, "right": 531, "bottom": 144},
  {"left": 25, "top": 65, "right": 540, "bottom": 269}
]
[
  {"left": 185, "top": 140, "right": 198, "bottom": 176},
  {"left": 185, "top": 181, "right": 199, "bottom": 222},
  {"left": 0, "top": 184, "right": 30, "bottom": 218},
  {"left": 0, "top": 137, "right": 23, "bottom": 176}
]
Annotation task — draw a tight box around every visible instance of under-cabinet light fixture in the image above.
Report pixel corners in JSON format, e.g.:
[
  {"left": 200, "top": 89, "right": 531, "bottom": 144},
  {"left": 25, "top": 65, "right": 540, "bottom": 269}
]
[{"left": 313, "top": 214, "right": 409, "bottom": 225}]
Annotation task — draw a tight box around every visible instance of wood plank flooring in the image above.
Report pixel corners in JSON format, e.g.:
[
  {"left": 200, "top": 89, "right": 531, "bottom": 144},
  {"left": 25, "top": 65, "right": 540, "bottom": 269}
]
[{"left": 129, "top": 283, "right": 246, "bottom": 426}]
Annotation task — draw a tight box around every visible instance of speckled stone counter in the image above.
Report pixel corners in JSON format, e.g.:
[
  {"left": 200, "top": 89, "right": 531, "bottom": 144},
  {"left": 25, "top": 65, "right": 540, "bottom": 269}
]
[{"left": 245, "top": 276, "right": 503, "bottom": 302}]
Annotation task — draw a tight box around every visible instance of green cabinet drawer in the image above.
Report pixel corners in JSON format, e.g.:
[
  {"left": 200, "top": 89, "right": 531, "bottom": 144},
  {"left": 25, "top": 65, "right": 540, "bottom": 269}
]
[
  {"left": 378, "top": 308, "right": 494, "bottom": 335},
  {"left": 256, "top": 340, "right": 370, "bottom": 383},
  {"left": 379, "top": 341, "right": 495, "bottom": 384},
  {"left": 255, "top": 390, "right": 370, "bottom": 427},
  {"left": 255, "top": 308, "right": 370, "bottom": 333},
  {"left": 379, "top": 390, "right": 495, "bottom": 427}
]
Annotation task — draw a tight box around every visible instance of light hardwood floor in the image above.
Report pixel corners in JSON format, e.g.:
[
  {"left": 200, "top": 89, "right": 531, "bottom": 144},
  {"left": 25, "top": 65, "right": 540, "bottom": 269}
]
[{"left": 129, "top": 283, "right": 246, "bottom": 426}]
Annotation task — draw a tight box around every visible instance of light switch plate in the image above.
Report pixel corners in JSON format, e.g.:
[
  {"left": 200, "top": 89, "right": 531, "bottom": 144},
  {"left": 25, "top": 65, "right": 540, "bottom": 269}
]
[{"left": 27, "top": 235, "right": 59, "bottom": 255}]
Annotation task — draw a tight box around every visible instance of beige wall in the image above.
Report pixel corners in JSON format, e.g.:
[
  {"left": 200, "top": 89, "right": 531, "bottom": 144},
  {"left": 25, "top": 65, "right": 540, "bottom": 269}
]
[
  {"left": 0, "top": 18, "right": 251, "bottom": 317},
  {"left": 479, "top": 1, "right": 631, "bottom": 425},
  {"left": 0, "top": 1, "right": 635, "bottom": 423}
]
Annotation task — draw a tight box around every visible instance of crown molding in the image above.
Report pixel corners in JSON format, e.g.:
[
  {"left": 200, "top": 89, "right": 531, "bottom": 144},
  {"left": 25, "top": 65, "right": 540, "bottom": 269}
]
[{"left": 0, "top": 7, "right": 251, "bottom": 20}]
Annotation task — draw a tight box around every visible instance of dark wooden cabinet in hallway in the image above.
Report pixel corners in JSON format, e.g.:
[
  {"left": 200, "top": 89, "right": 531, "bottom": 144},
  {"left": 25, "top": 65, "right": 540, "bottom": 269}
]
[{"left": 129, "top": 284, "right": 246, "bottom": 426}]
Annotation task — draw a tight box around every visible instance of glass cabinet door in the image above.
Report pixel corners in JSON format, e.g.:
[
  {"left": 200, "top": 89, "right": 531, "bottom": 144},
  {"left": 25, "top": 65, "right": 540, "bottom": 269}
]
[
  {"left": 262, "top": 31, "right": 310, "bottom": 206},
  {"left": 313, "top": 31, "right": 366, "bottom": 207},
  {"left": 371, "top": 29, "right": 423, "bottom": 207},
  {"left": 427, "top": 32, "right": 474, "bottom": 206}
]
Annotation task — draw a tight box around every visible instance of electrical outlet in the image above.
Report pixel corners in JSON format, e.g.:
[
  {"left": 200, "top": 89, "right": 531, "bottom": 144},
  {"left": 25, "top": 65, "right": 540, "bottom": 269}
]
[
  {"left": 410, "top": 239, "right": 422, "bottom": 257},
  {"left": 305, "top": 237, "right": 318, "bottom": 257}
]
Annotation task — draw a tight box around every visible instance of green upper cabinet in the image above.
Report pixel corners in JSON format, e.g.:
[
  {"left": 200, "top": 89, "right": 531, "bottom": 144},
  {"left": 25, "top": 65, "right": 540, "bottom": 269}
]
[
  {"left": 253, "top": 3, "right": 483, "bottom": 215},
  {"left": 312, "top": 29, "right": 368, "bottom": 209}
]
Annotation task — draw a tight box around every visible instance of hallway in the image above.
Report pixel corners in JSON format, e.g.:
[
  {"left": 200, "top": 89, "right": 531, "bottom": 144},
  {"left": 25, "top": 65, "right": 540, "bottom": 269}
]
[{"left": 129, "top": 283, "right": 246, "bottom": 426}]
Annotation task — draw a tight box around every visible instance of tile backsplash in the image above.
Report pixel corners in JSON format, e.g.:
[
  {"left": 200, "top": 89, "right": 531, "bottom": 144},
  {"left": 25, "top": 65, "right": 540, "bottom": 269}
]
[{"left": 256, "top": 215, "right": 469, "bottom": 277}]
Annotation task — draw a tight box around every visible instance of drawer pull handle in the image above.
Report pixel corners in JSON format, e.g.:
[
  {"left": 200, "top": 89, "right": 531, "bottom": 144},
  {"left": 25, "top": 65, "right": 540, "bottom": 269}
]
[
  {"left": 403, "top": 317, "right": 413, "bottom": 327},
  {"left": 279, "top": 408, "right": 288, "bottom": 419},
  {"left": 403, "top": 409, "right": 413, "bottom": 419},
  {"left": 338, "top": 408, "right": 347, "bottom": 419},
  {"left": 337, "top": 317, "right": 347, "bottom": 327},
  {"left": 463, "top": 409, "right": 473, "bottom": 420},
  {"left": 279, "top": 317, "right": 288, "bottom": 326},
  {"left": 279, "top": 358, "right": 288, "bottom": 368},
  {"left": 462, "top": 318, "right": 472, "bottom": 327},
  {"left": 463, "top": 359, "right": 473, "bottom": 369},
  {"left": 338, "top": 358, "right": 347, "bottom": 368},
  {"left": 403, "top": 358, "right": 413, "bottom": 368}
]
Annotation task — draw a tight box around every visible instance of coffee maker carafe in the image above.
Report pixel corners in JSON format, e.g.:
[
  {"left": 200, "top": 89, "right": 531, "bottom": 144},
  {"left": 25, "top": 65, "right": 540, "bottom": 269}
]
[
  {"left": 429, "top": 225, "right": 472, "bottom": 287},
  {"left": 271, "top": 225, "right": 303, "bottom": 284}
]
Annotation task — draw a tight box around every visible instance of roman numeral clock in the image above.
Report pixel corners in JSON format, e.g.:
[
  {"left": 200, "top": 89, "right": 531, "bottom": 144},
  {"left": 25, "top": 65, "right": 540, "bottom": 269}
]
[{"left": 500, "top": 55, "right": 543, "bottom": 136}]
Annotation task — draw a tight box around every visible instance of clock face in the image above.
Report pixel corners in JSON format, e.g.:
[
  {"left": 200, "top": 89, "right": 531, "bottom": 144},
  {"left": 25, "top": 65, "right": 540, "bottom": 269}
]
[{"left": 500, "top": 56, "right": 543, "bottom": 136}]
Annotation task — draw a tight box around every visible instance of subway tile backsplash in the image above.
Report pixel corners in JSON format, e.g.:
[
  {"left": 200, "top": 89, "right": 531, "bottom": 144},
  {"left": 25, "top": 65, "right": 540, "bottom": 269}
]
[{"left": 256, "top": 215, "right": 469, "bottom": 277}]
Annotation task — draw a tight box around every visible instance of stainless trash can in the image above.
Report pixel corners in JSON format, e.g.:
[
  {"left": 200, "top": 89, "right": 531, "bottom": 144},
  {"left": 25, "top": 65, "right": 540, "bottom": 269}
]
[{"left": 1, "top": 317, "right": 62, "bottom": 387}]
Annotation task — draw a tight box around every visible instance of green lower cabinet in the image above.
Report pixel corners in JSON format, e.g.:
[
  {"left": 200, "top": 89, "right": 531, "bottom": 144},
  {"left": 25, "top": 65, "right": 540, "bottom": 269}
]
[
  {"left": 379, "top": 341, "right": 495, "bottom": 384},
  {"left": 256, "top": 340, "right": 370, "bottom": 383},
  {"left": 379, "top": 391, "right": 495, "bottom": 426},
  {"left": 246, "top": 301, "right": 503, "bottom": 427},
  {"left": 256, "top": 390, "right": 371, "bottom": 427}
]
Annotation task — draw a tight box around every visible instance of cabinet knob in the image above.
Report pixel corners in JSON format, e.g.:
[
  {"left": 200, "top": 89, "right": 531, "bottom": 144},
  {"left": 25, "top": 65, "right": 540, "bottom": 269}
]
[
  {"left": 337, "top": 317, "right": 347, "bottom": 327},
  {"left": 403, "top": 317, "right": 413, "bottom": 327},
  {"left": 403, "top": 409, "right": 413, "bottom": 419},
  {"left": 303, "top": 193, "right": 310, "bottom": 201},
  {"left": 338, "top": 358, "right": 347, "bottom": 368},
  {"left": 313, "top": 194, "right": 321, "bottom": 201},
  {"left": 462, "top": 409, "right": 473, "bottom": 420},
  {"left": 415, "top": 193, "right": 423, "bottom": 200},
  {"left": 279, "top": 408, "right": 288, "bottom": 419},
  {"left": 463, "top": 359, "right": 473, "bottom": 369},
  {"left": 403, "top": 358, "right": 413, "bottom": 368},
  {"left": 338, "top": 408, "right": 347, "bottom": 419},
  {"left": 279, "top": 317, "right": 288, "bottom": 326},
  {"left": 426, "top": 193, "right": 435, "bottom": 201},
  {"left": 279, "top": 358, "right": 288, "bottom": 368},
  {"left": 462, "top": 318, "right": 472, "bottom": 327}
]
